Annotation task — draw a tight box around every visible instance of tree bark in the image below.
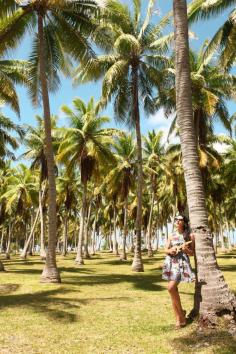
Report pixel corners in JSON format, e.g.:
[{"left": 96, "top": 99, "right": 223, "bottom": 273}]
[
  {"left": 39, "top": 188, "right": 46, "bottom": 259},
  {"left": 91, "top": 214, "right": 97, "bottom": 255},
  {"left": 5, "top": 223, "right": 12, "bottom": 260},
  {"left": 38, "top": 14, "right": 60, "bottom": 283},
  {"left": 0, "top": 228, "right": 4, "bottom": 253},
  {"left": 84, "top": 199, "right": 92, "bottom": 259},
  {"left": 147, "top": 190, "right": 155, "bottom": 257},
  {"left": 173, "top": 0, "right": 236, "bottom": 325},
  {"left": 120, "top": 196, "right": 128, "bottom": 261},
  {"left": 62, "top": 212, "right": 68, "bottom": 256},
  {"left": 112, "top": 203, "right": 119, "bottom": 256},
  {"left": 21, "top": 209, "right": 40, "bottom": 259},
  {"left": 75, "top": 180, "right": 87, "bottom": 264},
  {"left": 131, "top": 64, "right": 144, "bottom": 272},
  {"left": 218, "top": 204, "right": 225, "bottom": 252}
]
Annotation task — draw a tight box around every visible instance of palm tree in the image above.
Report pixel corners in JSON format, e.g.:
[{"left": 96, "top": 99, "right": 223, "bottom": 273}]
[
  {"left": 75, "top": 0, "right": 170, "bottom": 271},
  {"left": 143, "top": 130, "right": 165, "bottom": 256},
  {"left": 0, "top": 0, "right": 101, "bottom": 283},
  {"left": 0, "top": 59, "right": 31, "bottom": 114},
  {"left": 188, "top": 0, "right": 236, "bottom": 70},
  {"left": 104, "top": 132, "right": 136, "bottom": 260},
  {"left": 58, "top": 97, "right": 115, "bottom": 264},
  {"left": 22, "top": 115, "right": 58, "bottom": 259},
  {"left": 173, "top": 0, "right": 235, "bottom": 325},
  {"left": 1, "top": 164, "right": 38, "bottom": 259}
]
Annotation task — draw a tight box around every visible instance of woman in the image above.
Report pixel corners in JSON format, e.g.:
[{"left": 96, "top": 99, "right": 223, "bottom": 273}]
[{"left": 162, "top": 215, "right": 195, "bottom": 329}]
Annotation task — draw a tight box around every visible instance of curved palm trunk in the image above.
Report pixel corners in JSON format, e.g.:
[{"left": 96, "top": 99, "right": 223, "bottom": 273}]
[
  {"left": 75, "top": 180, "right": 87, "bottom": 265},
  {"left": 84, "top": 199, "right": 92, "bottom": 259},
  {"left": 120, "top": 196, "right": 128, "bottom": 261},
  {"left": 147, "top": 190, "right": 155, "bottom": 257},
  {"left": 173, "top": 0, "right": 236, "bottom": 324},
  {"left": 21, "top": 209, "right": 40, "bottom": 259},
  {"left": 113, "top": 204, "right": 119, "bottom": 256},
  {"left": 109, "top": 221, "right": 113, "bottom": 252},
  {"left": 131, "top": 64, "right": 144, "bottom": 272},
  {"left": 38, "top": 15, "right": 60, "bottom": 283},
  {"left": 5, "top": 223, "right": 12, "bottom": 260},
  {"left": 62, "top": 212, "right": 68, "bottom": 256},
  {"left": 39, "top": 188, "right": 46, "bottom": 259}
]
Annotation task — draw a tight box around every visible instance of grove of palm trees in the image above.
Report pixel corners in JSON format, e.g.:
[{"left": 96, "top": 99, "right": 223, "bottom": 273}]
[{"left": 0, "top": 0, "right": 236, "bottom": 353}]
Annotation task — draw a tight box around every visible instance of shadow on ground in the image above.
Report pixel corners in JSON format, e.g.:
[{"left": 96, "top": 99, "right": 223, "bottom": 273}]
[
  {"left": 0, "top": 287, "right": 130, "bottom": 324},
  {"left": 172, "top": 327, "right": 236, "bottom": 354},
  {"left": 64, "top": 271, "right": 165, "bottom": 292}
]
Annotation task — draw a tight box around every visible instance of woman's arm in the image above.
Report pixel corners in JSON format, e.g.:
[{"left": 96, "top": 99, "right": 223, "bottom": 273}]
[
  {"left": 183, "top": 233, "right": 195, "bottom": 256},
  {"left": 165, "top": 237, "right": 177, "bottom": 256}
]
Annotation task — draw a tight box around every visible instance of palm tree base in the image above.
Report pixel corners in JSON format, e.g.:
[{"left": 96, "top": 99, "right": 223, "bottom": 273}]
[
  {"left": 41, "top": 266, "right": 61, "bottom": 283},
  {"left": 148, "top": 249, "right": 153, "bottom": 257},
  {"left": 75, "top": 257, "right": 84, "bottom": 265},
  {"left": 120, "top": 253, "right": 127, "bottom": 261},
  {"left": 0, "top": 261, "right": 5, "bottom": 271},
  {"left": 20, "top": 252, "right": 27, "bottom": 259},
  {"left": 5, "top": 253, "right": 10, "bottom": 260},
  {"left": 131, "top": 256, "right": 144, "bottom": 272},
  {"left": 40, "top": 250, "right": 46, "bottom": 260}
]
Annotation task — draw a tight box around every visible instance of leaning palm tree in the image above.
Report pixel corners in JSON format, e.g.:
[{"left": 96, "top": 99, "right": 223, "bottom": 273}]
[
  {"left": 0, "top": 0, "right": 101, "bottom": 282},
  {"left": 75, "top": 0, "right": 170, "bottom": 271},
  {"left": 57, "top": 97, "right": 115, "bottom": 265},
  {"left": 173, "top": 0, "right": 236, "bottom": 325}
]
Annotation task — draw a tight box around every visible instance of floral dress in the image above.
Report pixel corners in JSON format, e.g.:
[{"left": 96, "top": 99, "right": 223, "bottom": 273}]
[{"left": 162, "top": 231, "right": 195, "bottom": 283}]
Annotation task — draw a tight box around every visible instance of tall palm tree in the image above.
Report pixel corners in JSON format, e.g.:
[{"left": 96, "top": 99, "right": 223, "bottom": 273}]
[
  {"left": 58, "top": 97, "right": 115, "bottom": 264},
  {"left": 75, "top": 0, "right": 170, "bottom": 271},
  {"left": 143, "top": 130, "right": 165, "bottom": 256},
  {"left": 104, "top": 132, "right": 136, "bottom": 260},
  {"left": 0, "top": 0, "right": 100, "bottom": 283},
  {"left": 173, "top": 0, "right": 235, "bottom": 325},
  {"left": 188, "top": 0, "right": 236, "bottom": 70},
  {"left": 22, "top": 115, "right": 58, "bottom": 259}
]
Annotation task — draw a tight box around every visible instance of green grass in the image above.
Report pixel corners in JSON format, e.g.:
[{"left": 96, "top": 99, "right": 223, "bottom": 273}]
[{"left": 0, "top": 250, "right": 236, "bottom": 354}]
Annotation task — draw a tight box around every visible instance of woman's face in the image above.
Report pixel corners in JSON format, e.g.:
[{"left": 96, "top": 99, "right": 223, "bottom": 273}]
[{"left": 175, "top": 219, "right": 184, "bottom": 230}]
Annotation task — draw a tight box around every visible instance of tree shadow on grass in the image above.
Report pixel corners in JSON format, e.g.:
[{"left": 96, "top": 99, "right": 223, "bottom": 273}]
[
  {"left": 172, "top": 328, "right": 236, "bottom": 354},
  {"left": 0, "top": 288, "right": 79, "bottom": 323},
  {"left": 0, "top": 287, "right": 131, "bottom": 323},
  {"left": 64, "top": 272, "right": 165, "bottom": 292},
  {"left": 219, "top": 264, "right": 236, "bottom": 272},
  {"left": 0, "top": 283, "right": 20, "bottom": 294}
]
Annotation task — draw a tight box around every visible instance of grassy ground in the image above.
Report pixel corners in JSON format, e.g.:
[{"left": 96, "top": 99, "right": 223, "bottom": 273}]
[{"left": 0, "top": 250, "right": 236, "bottom": 354}]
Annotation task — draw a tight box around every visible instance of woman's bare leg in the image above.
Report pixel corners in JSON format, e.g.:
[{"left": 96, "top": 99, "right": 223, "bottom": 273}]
[{"left": 168, "top": 281, "right": 186, "bottom": 324}]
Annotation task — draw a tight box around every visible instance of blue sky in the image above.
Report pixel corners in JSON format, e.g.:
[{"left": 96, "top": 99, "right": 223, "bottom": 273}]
[{"left": 2, "top": 0, "right": 235, "bottom": 155}]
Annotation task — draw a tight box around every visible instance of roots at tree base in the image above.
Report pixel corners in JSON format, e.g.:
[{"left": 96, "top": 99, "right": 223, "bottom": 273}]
[
  {"left": 131, "top": 254, "right": 144, "bottom": 272},
  {"left": 41, "top": 265, "right": 61, "bottom": 283}
]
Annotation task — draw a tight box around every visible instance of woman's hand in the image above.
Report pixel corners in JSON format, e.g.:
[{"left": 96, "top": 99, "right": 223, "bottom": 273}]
[{"left": 168, "top": 247, "right": 177, "bottom": 256}]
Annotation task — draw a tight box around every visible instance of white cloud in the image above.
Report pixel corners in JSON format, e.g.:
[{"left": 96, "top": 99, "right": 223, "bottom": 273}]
[{"left": 213, "top": 142, "right": 228, "bottom": 154}]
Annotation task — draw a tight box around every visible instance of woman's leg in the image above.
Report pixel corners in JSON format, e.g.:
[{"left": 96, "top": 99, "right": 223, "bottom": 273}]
[{"left": 167, "top": 281, "right": 186, "bottom": 324}]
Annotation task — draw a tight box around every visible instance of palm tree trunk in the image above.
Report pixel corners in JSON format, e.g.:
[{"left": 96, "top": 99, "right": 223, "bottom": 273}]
[
  {"left": 91, "top": 214, "right": 97, "bottom": 255},
  {"left": 0, "top": 228, "right": 4, "bottom": 253},
  {"left": 131, "top": 64, "right": 144, "bottom": 272},
  {"left": 109, "top": 221, "right": 113, "bottom": 252},
  {"left": 0, "top": 228, "right": 4, "bottom": 271},
  {"left": 147, "top": 190, "right": 155, "bottom": 257},
  {"left": 173, "top": 0, "right": 236, "bottom": 324},
  {"left": 113, "top": 203, "right": 119, "bottom": 256},
  {"left": 75, "top": 180, "right": 87, "bottom": 264},
  {"left": 21, "top": 209, "right": 40, "bottom": 259},
  {"left": 84, "top": 199, "right": 92, "bottom": 259},
  {"left": 120, "top": 196, "right": 128, "bottom": 261},
  {"left": 5, "top": 223, "right": 12, "bottom": 260},
  {"left": 219, "top": 204, "right": 225, "bottom": 252},
  {"left": 62, "top": 212, "right": 68, "bottom": 256},
  {"left": 38, "top": 14, "right": 60, "bottom": 283},
  {"left": 39, "top": 188, "right": 46, "bottom": 259}
]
